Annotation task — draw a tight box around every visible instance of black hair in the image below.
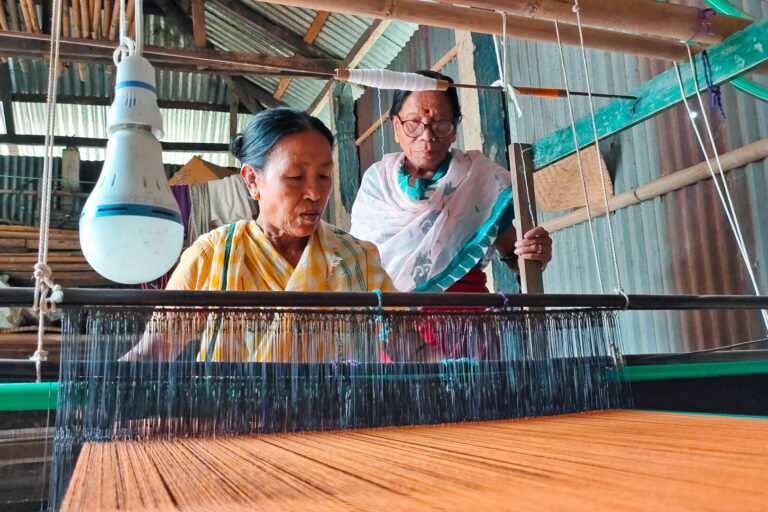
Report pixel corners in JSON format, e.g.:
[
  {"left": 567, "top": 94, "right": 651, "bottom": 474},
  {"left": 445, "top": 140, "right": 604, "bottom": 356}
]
[
  {"left": 389, "top": 70, "right": 462, "bottom": 120},
  {"left": 229, "top": 107, "right": 334, "bottom": 169}
]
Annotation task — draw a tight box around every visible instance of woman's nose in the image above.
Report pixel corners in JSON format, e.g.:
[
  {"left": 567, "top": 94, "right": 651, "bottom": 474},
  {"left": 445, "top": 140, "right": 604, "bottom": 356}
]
[
  {"left": 304, "top": 179, "right": 323, "bottom": 201},
  {"left": 419, "top": 125, "right": 437, "bottom": 141}
]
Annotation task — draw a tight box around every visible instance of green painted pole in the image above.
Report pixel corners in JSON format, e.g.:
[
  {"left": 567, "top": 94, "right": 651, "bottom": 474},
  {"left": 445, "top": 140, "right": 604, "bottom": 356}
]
[
  {"left": 531, "top": 16, "right": 768, "bottom": 170},
  {"left": 0, "top": 382, "right": 59, "bottom": 411}
]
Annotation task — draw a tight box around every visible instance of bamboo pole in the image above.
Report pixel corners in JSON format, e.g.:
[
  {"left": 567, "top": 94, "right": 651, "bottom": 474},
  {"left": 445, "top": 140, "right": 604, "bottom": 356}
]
[
  {"left": 80, "top": 0, "right": 90, "bottom": 43},
  {"left": 26, "top": 0, "right": 40, "bottom": 32},
  {"left": 438, "top": 0, "right": 751, "bottom": 47},
  {"left": 71, "top": 0, "right": 88, "bottom": 81},
  {"left": 108, "top": 0, "right": 120, "bottom": 40},
  {"left": 92, "top": 0, "right": 102, "bottom": 38},
  {"left": 5, "top": 0, "right": 27, "bottom": 70},
  {"left": 253, "top": 0, "right": 690, "bottom": 62},
  {"left": 0, "top": 1, "right": 9, "bottom": 30},
  {"left": 62, "top": 0, "right": 70, "bottom": 37},
  {"left": 101, "top": 0, "right": 110, "bottom": 40},
  {"left": 19, "top": 0, "right": 35, "bottom": 33},
  {"left": 541, "top": 138, "right": 768, "bottom": 233}
]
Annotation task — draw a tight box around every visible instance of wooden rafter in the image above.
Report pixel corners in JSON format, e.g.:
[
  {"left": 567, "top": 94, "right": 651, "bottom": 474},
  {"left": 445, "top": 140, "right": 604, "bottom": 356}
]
[
  {"left": 308, "top": 18, "right": 390, "bottom": 116},
  {"left": 0, "top": 30, "right": 338, "bottom": 77},
  {"left": 0, "top": 63, "right": 15, "bottom": 135},
  {"left": 190, "top": 0, "right": 208, "bottom": 48},
  {"left": 212, "top": 0, "right": 331, "bottom": 59},
  {"left": 152, "top": 0, "right": 293, "bottom": 112},
  {"left": 274, "top": 9, "right": 330, "bottom": 100},
  {"left": 531, "top": 17, "right": 768, "bottom": 170},
  {"left": 0, "top": 134, "right": 229, "bottom": 151},
  {"left": 11, "top": 93, "right": 252, "bottom": 113}
]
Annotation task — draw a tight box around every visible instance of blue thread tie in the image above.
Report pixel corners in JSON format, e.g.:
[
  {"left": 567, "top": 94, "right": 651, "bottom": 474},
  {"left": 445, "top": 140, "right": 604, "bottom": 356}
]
[{"left": 701, "top": 51, "right": 725, "bottom": 118}]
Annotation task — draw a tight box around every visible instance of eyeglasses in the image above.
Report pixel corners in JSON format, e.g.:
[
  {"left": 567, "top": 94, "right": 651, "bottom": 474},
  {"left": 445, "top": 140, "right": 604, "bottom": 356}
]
[{"left": 395, "top": 116, "right": 458, "bottom": 139}]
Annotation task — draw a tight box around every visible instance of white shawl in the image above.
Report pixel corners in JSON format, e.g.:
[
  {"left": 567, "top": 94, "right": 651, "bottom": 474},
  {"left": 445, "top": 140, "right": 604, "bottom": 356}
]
[{"left": 350, "top": 149, "right": 512, "bottom": 292}]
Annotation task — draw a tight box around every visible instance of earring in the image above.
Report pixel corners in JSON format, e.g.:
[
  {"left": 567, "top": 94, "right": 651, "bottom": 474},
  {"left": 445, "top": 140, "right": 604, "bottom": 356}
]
[
  {"left": 394, "top": 135, "right": 400, "bottom": 143},
  {"left": 252, "top": 194, "right": 260, "bottom": 200}
]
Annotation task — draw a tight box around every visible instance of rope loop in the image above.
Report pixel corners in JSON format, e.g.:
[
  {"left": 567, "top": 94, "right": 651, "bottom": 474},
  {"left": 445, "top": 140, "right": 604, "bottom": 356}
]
[
  {"left": 33, "top": 263, "right": 63, "bottom": 313},
  {"left": 614, "top": 288, "right": 630, "bottom": 311},
  {"left": 29, "top": 348, "right": 49, "bottom": 363}
]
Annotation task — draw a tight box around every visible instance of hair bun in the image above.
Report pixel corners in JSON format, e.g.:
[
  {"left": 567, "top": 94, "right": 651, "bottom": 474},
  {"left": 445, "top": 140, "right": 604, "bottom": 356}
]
[{"left": 229, "top": 133, "right": 245, "bottom": 159}]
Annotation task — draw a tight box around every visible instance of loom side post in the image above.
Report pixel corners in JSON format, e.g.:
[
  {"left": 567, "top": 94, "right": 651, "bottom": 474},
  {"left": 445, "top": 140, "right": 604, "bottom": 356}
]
[{"left": 510, "top": 143, "right": 544, "bottom": 295}]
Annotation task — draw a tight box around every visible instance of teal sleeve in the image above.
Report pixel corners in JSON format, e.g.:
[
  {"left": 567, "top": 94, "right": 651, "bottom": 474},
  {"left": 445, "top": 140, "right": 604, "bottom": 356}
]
[{"left": 497, "top": 201, "right": 515, "bottom": 233}]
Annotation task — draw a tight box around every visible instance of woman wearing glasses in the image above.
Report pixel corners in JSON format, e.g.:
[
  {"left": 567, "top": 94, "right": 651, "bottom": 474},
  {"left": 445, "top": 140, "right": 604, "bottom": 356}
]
[{"left": 350, "top": 70, "right": 553, "bottom": 296}]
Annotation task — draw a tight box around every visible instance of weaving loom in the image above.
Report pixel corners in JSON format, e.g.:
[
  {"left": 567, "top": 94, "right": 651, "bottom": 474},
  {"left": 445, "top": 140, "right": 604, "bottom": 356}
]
[{"left": 1, "top": 0, "right": 768, "bottom": 509}]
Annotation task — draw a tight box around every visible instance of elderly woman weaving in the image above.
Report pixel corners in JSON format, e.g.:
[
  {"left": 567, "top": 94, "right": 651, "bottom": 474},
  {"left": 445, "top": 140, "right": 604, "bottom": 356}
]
[
  {"left": 350, "top": 70, "right": 553, "bottom": 294},
  {"left": 126, "top": 107, "right": 397, "bottom": 362}
]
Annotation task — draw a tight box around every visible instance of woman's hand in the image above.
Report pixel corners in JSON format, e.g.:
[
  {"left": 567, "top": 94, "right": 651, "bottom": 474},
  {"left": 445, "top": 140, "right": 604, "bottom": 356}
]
[{"left": 513, "top": 226, "right": 552, "bottom": 267}]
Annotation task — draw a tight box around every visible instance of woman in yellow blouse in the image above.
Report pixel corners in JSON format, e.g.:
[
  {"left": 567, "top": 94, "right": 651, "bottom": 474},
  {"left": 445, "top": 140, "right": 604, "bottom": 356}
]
[{"left": 125, "top": 107, "right": 396, "bottom": 362}]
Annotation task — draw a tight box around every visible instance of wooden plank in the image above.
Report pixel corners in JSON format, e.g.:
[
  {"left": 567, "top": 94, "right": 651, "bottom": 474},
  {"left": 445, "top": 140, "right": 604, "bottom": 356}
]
[
  {"left": 0, "top": 63, "right": 15, "bottom": 135},
  {"left": 328, "top": 81, "right": 358, "bottom": 231},
  {"left": 0, "top": 263, "right": 92, "bottom": 271},
  {"left": 190, "top": 0, "right": 207, "bottom": 48},
  {"left": 0, "top": 239, "right": 26, "bottom": 249},
  {"left": 11, "top": 93, "right": 250, "bottom": 113},
  {"left": 304, "top": 10, "right": 329, "bottom": 43},
  {"left": 308, "top": 19, "right": 390, "bottom": 116},
  {"left": 273, "top": 78, "right": 291, "bottom": 100},
  {"left": 531, "top": 17, "right": 768, "bottom": 170},
  {"left": 26, "top": 239, "right": 80, "bottom": 250},
  {"left": 510, "top": 143, "right": 543, "bottom": 295}
]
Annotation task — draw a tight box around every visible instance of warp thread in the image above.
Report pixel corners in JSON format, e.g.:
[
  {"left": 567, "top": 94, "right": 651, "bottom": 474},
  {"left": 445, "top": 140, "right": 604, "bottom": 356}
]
[
  {"left": 346, "top": 69, "right": 439, "bottom": 91},
  {"left": 701, "top": 51, "right": 726, "bottom": 118}
]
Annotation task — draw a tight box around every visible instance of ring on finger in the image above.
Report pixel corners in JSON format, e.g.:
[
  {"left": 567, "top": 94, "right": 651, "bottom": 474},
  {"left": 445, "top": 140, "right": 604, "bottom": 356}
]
[{"left": 537, "top": 244, "right": 543, "bottom": 255}]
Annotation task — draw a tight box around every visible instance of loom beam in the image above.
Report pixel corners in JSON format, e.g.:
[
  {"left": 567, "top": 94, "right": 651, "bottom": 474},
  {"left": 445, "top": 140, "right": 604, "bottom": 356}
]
[
  {"left": 531, "top": 16, "right": 768, "bottom": 170},
  {"left": 2, "top": 288, "right": 768, "bottom": 309}
]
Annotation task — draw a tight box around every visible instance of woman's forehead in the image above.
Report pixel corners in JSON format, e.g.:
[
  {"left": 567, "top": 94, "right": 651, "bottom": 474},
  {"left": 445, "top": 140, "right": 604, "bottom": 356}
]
[{"left": 400, "top": 91, "right": 454, "bottom": 117}]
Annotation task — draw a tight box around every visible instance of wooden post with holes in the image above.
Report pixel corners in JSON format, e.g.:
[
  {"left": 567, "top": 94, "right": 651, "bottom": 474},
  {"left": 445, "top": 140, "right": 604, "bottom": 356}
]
[{"left": 510, "top": 143, "right": 544, "bottom": 294}]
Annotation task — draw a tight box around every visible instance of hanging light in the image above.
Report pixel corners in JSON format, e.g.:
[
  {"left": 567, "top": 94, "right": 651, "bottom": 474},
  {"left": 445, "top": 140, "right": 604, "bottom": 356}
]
[{"left": 80, "top": 0, "right": 183, "bottom": 284}]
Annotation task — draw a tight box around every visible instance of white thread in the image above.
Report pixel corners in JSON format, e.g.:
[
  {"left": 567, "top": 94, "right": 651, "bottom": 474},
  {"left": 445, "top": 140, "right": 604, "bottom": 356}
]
[
  {"left": 491, "top": 11, "right": 522, "bottom": 118},
  {"left": 554, "top": 20, "right": 604, "bottom": 294},
  {"left": 572, "top": 0, "right": 624, "bottom": 294},
  {"left": 112, "top": 0, "right": 135, "bottom": 65},
  {"left": 33, "top": 0, "right": 64, "bottom": 385},
  {"left": 345, "top": 69, "right": 440, "bottom": 91},
  {"left": 377, "top": 88, "right": 386, "bottom": 158},
  {"left": 673, "top": 53, "right": 768, "bottom": 332}
]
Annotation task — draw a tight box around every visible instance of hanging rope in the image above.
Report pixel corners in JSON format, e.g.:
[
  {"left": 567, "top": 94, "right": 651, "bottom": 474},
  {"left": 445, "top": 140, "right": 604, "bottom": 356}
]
[
  {"left": 571, "top": 0, "right": 624, "bottom": 295},
  {"left": 31, "top": 0, "right": 65, "bottom": 383},
  {"left": 553, "top": 20, "right": 604, "bottom": 294},
  {"left": 673, "top": 48, "right": 768, "bottom": 332},
  {"left": 113, "top": 0, "right": 136, "bottom": 64},
  {"left": 491, "top": 11, "right": 522, "bottom": 118}
]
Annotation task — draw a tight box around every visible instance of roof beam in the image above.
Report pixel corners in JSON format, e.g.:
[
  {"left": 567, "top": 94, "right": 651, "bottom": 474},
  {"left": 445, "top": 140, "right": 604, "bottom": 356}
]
[
  {"left": 438, "top": 0, "right": 751, "bottom": 47},
  {"left": 308, "top": 19, "right": 390, "bottom": 116},
  {"left": 0, "top": 63, "right": 16, "bottom": 135},
  {"left": 152, "top": 0, "right": 291, "bottom": 111},
  {"left": 0, "top": 30, "right": 338, "bottom": 77},
  {"left": 11, "top": 93, "right": 251, "bottom": 113},
  {"left": 190, "top": 0, "right": 208, "bottom": 48},
  {"left": 0, "top": 134, "right": 229, "bottom": 151},
  {"left": 212, "top": 0, "right": 331, "bottom": 59},
  {"left": 531, "top": 17, "right": 768, "bottom": 170},
  {"left": 274, "top": 9, "right": 330, "bottom": 101},
  {"left": 253, "top": 0, "right": 691, "bottom": 62}
]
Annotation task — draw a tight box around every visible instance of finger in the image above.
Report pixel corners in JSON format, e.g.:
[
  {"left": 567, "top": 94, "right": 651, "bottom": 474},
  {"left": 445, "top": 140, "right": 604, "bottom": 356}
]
[
  {"left": 515, "top": 238, "right": 552, "bottom": 248},
  {"left": 514, "top": 245, "right": 549, "bottom": 256},
  {"left": 519, "top": 252, "right": 550, "bottom": 263},
  {"left": 524, "top": 226, "right": 549, "bottom": 239}
]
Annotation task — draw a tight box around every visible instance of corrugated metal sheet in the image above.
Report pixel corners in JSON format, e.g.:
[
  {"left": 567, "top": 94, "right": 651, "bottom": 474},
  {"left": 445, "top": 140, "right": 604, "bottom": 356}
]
[
  {"left": 9, "top": 16, "right": 230, "bottom": 105},
  {"left": 5, "top": 102, "right": 249, "bottom": 165},
  {"left": 0, "top": 155, "right": 181, "bottom": 228},
  {"left": 355, "top": 1, "right": 768, "bottom": 354}
]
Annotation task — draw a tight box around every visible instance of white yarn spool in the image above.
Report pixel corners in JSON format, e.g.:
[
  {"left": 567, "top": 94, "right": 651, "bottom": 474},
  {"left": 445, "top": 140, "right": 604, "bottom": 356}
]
[{"left": 345, "top": 69, "right": 442, "bottom": 91}]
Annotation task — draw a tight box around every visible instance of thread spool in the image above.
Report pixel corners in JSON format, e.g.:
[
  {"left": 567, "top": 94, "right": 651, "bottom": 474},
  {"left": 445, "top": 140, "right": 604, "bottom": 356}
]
[{"left": 335, "top": 69, "right": 450, "bottom": 91}]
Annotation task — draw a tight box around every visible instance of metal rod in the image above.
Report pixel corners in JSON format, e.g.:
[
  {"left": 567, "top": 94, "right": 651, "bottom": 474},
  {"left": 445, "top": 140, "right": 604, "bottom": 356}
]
[
  {"left": 450, "top": 82, "right": 638, "bottom": 100},
  {"left": 2, "top": 288, "right": 768, "bottom": 310}
]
